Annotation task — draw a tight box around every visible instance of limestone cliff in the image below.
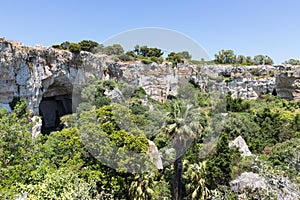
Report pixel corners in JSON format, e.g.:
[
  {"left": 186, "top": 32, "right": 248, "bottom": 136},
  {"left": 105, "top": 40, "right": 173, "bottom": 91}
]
[
  {"left": 1, "top": 39, "right": 299, "bottom": 117},
  {"left": 0, "top": 39, "right": 198, "bottom": 116}
]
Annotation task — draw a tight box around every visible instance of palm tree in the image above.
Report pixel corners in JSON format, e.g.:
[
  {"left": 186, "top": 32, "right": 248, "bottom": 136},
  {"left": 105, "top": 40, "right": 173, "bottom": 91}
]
[
  {"left": 164, "top": 100, "right": 200, "bottom": 200},
  {"left": 183, "top": 160, "right": 210, "bottom": 199},
  {"left": 128, "top": 173, "right": 155, "bottom": 200}
]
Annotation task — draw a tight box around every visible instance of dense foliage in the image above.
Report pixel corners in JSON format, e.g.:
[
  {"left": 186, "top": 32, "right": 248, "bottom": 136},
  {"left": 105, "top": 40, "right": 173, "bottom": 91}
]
[{"left": 1, "top": 78, "right": 300, "bottom": 199}]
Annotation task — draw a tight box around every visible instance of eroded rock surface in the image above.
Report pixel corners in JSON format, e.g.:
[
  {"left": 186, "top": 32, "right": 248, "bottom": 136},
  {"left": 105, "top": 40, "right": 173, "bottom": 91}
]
[
  {"left": 1, "top": 39, "right": 300, "bottom": 117},
  {"left": 229, "top": 136, "right": 252, "bottom": 157}
]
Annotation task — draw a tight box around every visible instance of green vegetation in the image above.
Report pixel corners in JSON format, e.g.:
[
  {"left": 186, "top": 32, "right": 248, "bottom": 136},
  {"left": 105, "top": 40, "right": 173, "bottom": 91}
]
[
  {"left": 2, "top": 66, "right": 300, "bottom": 198},
  {"left": 166, "top": 52, "right": 184, "bottom": 67},
  {"left": 134, "top": 45, "right": 163, "bottom": 58},
  {"left": 215, "top": 49, "right": 274, "bottom": 65},
  {"left": 52, "top": 40, "right": 100, "bottom": 54},
  {"left": 284, "top": 58, "right": 300, "bottom": 65},
  {"left": 102, "top": 44, "right": 124, "bottom": 55}
]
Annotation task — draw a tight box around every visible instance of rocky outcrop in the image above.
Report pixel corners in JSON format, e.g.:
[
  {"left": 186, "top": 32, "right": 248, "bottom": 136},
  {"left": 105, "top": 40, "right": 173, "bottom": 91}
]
[
  {"left": 275, "top": 68, "right": 300, "bottom": 100},
  {"left": 229, "top": 136, "right": 252, "bottom": 157},
  {"left": 1, "top": 39, "right": 299, "bottom": 118},
  {"left": 0, "top": 39, "right": 197, "bottom": 115},
  {"left": 230, "top": 172, "right": 300, "bottom": 200},
  {"left": 230, "top": 172, "right": 267, "bottom": 193},
  {"left": 0, "top": 40, "right": 107, "bottom": 115}
]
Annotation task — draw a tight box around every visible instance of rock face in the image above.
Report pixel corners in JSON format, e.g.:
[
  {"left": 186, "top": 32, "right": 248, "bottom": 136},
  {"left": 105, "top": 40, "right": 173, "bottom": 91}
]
[
  {"left": 0, "top": 40, "right": 107, "bottom": 115},
  {"left": 0, "top": 40, "right": 197, "bottom": 117},
  {"left": 31, "top": 116, "right": 42, "bottom": 138},
  {"left": 1, "top": 39, "right": 299, "bottom": 122},
  {"left": 229, "top": 136, "right": 252, "bottom": 157},
  {"left": 230, "top": 172, "right": 300, "bottom": 200},
  {"left": 230, "top": 172, "right": 267, "bottom": 193},
  {"left": 276, "top": 69, "right": 300, "bottom": 100}
]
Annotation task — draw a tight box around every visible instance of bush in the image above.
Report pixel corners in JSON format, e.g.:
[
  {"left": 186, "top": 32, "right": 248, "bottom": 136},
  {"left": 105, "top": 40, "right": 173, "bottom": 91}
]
[
  {"left": 150, "top": 56, "right": 163, "bottom": 64},
  {"left": 166, "top": 52, "right": 184, "bottom": 67},
  {"left": 141, "top": 59, "right": 152, "bottom": 64},
  {"left": 68, "top": 43, "right": 81, "bottom": 54},
  {"left": 102, "top": 44, "right": 124, "bottom": 55},
  {"left": 78, "top": 40, "right": 99, "bottom": 53}
]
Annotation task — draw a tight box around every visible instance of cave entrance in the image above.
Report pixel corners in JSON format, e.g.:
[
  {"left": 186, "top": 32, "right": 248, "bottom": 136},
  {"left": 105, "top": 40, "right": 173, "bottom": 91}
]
[
  {"left": 39, "top": 95, "right": 73, "bottom": 134},
  {"left": 39, "top": 76, "right": 74, "bottom": 134}
]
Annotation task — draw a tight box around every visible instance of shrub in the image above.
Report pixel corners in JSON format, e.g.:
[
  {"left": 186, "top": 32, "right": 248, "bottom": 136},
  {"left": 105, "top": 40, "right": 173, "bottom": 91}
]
[
  {"left": 68, "top": 43, "right": 81, "bottom": 54},
  {"left": 78, "top": 40, "right": 99, "bottom": 53},
  {"left": 141, "top": 59, "right": 152, "bottom": 64}
]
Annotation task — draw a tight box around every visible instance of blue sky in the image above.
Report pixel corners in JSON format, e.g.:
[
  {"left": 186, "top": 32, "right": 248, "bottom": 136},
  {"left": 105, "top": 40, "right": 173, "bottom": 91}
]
[{"left": 1, "top": 0, "right": 300, "bottom": 64}]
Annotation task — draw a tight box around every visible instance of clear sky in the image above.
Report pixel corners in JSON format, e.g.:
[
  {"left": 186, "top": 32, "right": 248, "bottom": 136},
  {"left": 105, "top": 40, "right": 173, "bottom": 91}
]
[{"left": 1, "top": 0, "right": 300, "bottom": 64}]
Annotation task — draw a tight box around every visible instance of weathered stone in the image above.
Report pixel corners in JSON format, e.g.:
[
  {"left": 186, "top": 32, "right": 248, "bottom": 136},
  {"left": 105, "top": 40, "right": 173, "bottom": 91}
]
[
  {"left": 230, "top": 172, "right": 267, "bottom": 193},
  {"left": 229, "top": 136, "right": 252, "bottom": 157},
  {"left": 148, "top": 140, "right": 163, "bottom": 170},
  {"left": 104, "top": 88, "right": 124, "bottom": 104},
  {"left": 31, "top": 116, "right": 42, "bottom": 138},
  {"left": 1, "top": 39, "right": 299, "bottom": 119}
]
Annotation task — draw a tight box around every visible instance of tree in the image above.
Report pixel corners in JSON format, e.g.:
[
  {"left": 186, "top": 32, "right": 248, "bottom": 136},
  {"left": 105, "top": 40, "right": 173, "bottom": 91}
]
[
  {"left": 245, "top": 56, "right": 253, "bottom": 65},
  {"left": 265, "top": 56, "right": 274, "bottom": 65},
  {"left": 206, "top": 132, "right": 233, "bottom": 189},
  {"left": 164, "top": 101, "right": 200, "bottom": 200},
  {"left": 178, "top": 51, "right": 192, "bottom": 60},
  {"left": 78, "top": 40, "right": 99, "bottom": 53},
  {"left": 128, "top": 173, "right": 156, "bottom": 200},
  {"left": 134, "top": 45, "right": 163, "bottom": 58},
  {"left": 236, "top": 55, "right": 246, "bottom": 64},
  {"left": 215, "top": 49, "right": 236, "bottom": 64},
  {"left": 284, "top": 58, "right": 300, "bottom": 65},
  {"left": 253, "top": 55, "right": 273, "bottom": 65},
  {"left": 102, "top": 44, "right": 124, "bottom": 55},
  {"left": 0, "top": 101, "right": 34, "bottom": 198},
  {"left": 68, "top": 43, "right": 81, "bottom": 54},
  {"left": 166, "top": 52, "right": 184, "bottom": 67},
  {"left": 183, "top": 160, "right": 210, "bottom": 199}
]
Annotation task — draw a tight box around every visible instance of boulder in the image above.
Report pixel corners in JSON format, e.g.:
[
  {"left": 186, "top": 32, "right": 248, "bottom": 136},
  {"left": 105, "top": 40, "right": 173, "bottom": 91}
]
[
  {"left": 148, "top": 140, "right": 163, "bottom": 170},
  {"left": 230, "top": 172, "right": 267, "bottom": 193},
  {"left": 229, "top": 136, "right": 252, "bottom": 157}
]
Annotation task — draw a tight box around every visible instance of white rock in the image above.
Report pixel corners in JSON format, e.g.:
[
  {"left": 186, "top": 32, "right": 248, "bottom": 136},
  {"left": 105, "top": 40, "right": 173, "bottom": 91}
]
[
  {"left": 229, "top": 136, "right": 252, "bottom": 157},
  {"left": 230, "top": 172, "right": 267, "bottom": 193},
  {"left": 31, "top": 116, "right": 42, "bottom": 138},
  {"left": 148, "top": 140, "right": 163, "bottom": 170}
]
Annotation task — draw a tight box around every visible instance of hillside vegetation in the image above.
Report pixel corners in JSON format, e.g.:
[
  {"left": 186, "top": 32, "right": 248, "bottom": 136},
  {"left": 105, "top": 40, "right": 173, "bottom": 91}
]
[{"left": 1, "top": 78, "right": 299, "bottom": 199}]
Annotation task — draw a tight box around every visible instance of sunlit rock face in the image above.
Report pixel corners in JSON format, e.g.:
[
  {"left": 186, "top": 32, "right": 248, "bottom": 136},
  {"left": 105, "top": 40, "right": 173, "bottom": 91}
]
[
  {"left": 1, "top": 39, "right": 299, "bottom": 119},
  {"left": 0, "top": 39, "right": 197, "bottom": 116},
  {"left": 0, "top": 40, "right": 107, "bottom": 115},
  {"left": 276, "top": 70, "right": 300, "bottom": 100}
]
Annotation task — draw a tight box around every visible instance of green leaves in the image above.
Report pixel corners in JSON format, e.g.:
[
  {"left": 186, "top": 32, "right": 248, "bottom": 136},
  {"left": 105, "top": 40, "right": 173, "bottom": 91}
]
[
  {"left": 166, "top": 52, "right": 184, "bottom": 67},
  {"left": 206, "top": 132, "right": 233, "bottom": 189}
]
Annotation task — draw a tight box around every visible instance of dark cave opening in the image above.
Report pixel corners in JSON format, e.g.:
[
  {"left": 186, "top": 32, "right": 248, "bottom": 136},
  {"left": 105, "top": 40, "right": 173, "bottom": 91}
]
[{"left": 39, "top": 95, "right": 73, "bottom": 134}]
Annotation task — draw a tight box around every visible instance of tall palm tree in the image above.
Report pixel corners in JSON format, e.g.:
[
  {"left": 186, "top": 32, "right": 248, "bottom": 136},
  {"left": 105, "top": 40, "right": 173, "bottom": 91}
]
[{"left": 164, "top": 100, "right": 200, "bottom": 200}]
